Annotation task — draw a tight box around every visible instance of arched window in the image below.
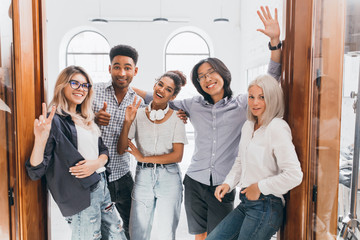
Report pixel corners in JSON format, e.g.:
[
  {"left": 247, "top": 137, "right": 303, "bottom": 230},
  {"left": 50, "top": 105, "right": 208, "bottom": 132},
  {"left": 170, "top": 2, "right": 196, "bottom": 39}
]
[
  {"left": 66, "top": 31, "right": 110, "bottom": 83},
  {"left": 165, "top": 31, "right": 211, "bottom": 99}
]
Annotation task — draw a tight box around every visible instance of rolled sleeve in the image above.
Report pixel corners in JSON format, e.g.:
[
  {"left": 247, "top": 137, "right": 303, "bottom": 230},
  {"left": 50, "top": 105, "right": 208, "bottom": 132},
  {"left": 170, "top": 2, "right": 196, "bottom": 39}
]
[{"left": 267, "top": 59, "right": 281, "bottom": 81}]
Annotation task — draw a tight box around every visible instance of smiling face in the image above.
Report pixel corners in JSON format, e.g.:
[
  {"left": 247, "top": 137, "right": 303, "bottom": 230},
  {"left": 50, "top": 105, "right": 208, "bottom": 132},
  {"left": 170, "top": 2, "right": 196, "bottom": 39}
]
[
  {"left": 152, "top": 76, "right": 176, "bottom": 105},
  {"left": 248, "top": 85, "right": 266, "bottom": 121},
  {"left": 63, "top": 73, "right": 89, "bottom": 113},
  {"left": 197, "top": 62, "right": 224, "bottom": 103},
  {"left": 109, "top": 55, "right": 138, "bottom": 91}
]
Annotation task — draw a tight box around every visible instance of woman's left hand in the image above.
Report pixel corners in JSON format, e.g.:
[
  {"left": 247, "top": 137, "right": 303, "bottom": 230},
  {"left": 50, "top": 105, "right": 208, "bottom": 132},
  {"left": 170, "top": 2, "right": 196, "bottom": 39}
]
[
  {"left": 126, "top": 140, "right": 144, "bottom": 162},
  {"left": 257, "top": 6, "right": 280, "bottom": 43},
  {"left": 69, "top": 160, "right": 99, "bottom": 178},
  {"left": 241, "top": 183, "right": 261, "bottom": 201}
]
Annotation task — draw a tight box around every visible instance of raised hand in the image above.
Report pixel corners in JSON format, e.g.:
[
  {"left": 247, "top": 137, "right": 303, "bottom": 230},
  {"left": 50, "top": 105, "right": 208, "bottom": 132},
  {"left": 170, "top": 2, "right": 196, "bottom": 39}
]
[
  {"left": 214, "top": 183, "right": 230, "bottom": 202},
  {"left": 33, "top": 103, "right": 56, "bottom": 141},
  {"left": 95, "top": 102, "right": 111, "bottom": 126},
  {"left": 257, "top": 6, "right": 280, "bottom": 42},
  {"left": 125, "top": 96, "right": 141, "bottom": 122}
]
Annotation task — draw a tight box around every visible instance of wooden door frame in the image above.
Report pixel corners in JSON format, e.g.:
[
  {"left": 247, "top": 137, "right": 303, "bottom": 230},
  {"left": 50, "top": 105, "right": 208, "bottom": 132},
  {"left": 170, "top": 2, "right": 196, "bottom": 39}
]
[
  {"left": 12, "top": 0, "right": 47, "bottom": 239},
  {"left": 281, "top": 0, "right": 345, "bottom": 239}
]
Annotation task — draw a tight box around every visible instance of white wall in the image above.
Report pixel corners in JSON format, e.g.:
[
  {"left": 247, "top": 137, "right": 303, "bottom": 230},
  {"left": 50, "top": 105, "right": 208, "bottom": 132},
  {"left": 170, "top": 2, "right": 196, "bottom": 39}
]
[{"left": 46, "top": 0, "right": 283, "bottom": 102}]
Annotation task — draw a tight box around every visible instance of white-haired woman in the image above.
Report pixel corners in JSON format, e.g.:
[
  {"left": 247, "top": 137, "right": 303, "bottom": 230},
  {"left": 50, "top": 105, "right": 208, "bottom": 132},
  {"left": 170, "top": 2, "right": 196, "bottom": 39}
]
[
  {"left": 25, "top": 65, "right": 126, "bottom": 240},
  {"left": 206, "top": 75, "right": 303, "bottom": 240}
]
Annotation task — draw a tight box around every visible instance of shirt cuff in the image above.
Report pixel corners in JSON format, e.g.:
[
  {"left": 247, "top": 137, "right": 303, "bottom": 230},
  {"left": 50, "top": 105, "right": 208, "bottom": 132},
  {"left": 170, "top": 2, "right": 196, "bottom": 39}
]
[
  {"left": 258, "top": 179, "right": 271, "bottom": 195},
  {"left": 268, "top": 59, "right": 281, "bottom": 80}
]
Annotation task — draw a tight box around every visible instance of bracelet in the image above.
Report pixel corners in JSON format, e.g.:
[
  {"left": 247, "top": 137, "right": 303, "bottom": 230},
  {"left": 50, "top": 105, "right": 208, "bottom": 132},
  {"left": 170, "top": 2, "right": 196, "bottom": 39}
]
[{"left": 268, "top": 41, "right": 282, "bottom": 51}]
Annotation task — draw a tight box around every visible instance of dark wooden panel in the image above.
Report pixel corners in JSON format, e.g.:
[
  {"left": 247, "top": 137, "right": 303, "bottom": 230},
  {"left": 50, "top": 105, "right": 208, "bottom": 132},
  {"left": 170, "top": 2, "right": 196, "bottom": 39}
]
[
  {"left": 12, "top": 0, "right": 47, "bottom": 239},
  {"left": 281, "top": 0, "right": 314, "bottom": 239},
  {"left": 0, "top": 87, "right": 11, "bottom": 240}
]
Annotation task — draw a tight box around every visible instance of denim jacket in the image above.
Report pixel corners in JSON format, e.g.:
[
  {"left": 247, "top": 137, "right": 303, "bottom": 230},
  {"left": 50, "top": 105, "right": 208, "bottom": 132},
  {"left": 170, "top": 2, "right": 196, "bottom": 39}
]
[{"left": 25, "top": 112, "right": 110, "bottom": 217}]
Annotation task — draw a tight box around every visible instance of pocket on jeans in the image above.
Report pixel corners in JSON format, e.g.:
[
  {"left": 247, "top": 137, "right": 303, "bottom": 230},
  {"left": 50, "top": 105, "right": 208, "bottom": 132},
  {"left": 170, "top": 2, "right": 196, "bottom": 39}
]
[
  {"left": 165, "top": 164, "right": 180, "bottom": 174},
  {"left": 269, "top": 199, "right": 283, "bottom": 229},
  {"left": 90, "top": 181, "right": 100, "bottom": 193}
]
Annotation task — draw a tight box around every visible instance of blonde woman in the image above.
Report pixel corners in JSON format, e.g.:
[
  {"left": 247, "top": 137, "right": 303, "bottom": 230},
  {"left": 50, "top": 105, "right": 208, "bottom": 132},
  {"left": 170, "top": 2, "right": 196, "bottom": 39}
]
[
  {"left": 25, "top": 66, "right": 126, "bottom": 240},
  {"left": 206, "top": 75, "right": 303, "bottom": 240}
]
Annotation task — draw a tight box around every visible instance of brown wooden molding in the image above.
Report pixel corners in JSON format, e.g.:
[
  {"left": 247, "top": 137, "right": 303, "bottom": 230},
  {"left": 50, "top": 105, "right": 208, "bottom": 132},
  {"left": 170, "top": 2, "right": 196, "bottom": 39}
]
[{"left": 12, "top": 0, "right": 47, "bottom": 239}]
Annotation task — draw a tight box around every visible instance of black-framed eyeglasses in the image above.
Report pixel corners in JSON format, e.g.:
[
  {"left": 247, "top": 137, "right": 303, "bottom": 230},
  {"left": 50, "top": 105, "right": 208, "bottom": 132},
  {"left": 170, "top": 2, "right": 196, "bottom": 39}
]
[
  {"left": 68, "top": 80, "right": 92, "bottom": 92},
  {"left": 197, "top": 69, "right": 216, "bottom": 82}
]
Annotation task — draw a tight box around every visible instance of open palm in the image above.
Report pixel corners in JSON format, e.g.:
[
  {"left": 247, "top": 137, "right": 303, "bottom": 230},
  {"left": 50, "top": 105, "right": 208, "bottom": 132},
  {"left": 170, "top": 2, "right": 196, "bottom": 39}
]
[{"left": 257, "top": 6, "right": 280, "bottom": 41}]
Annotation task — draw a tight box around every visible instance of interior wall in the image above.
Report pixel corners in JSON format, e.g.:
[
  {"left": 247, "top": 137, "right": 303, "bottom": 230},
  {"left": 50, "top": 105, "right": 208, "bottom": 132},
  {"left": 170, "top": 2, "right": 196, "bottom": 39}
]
[{"left": 45, "top": 0, "right": 283, "bottom": 102}]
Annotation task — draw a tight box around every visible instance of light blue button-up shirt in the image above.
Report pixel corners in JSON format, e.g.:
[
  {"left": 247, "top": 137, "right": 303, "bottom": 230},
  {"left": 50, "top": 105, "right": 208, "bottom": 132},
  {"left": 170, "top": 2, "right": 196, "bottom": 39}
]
[{"left": 145, "top": 60, "right": 281, "bottom": 186}]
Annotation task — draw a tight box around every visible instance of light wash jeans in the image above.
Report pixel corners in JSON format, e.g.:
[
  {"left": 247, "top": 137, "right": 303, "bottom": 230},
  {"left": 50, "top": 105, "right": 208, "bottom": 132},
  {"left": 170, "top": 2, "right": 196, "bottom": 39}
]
[
  {"left": 129, "top": 163, "right": 183, "bottom": 240},
  {"left": 206, "top": 192, "right": 283, "bottom": 240},
  {"left": 65, "top": 172, "right": 127, "bottom": 240}
]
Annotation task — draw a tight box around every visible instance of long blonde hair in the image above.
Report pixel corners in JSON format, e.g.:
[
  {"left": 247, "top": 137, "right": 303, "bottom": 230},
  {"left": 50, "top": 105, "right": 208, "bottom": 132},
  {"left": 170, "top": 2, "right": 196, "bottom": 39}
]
[
  {"left": 247, "top": 74, "right": 284, "bottom": 126},
  {"left": 49, "top": 66, "right": 96, "bottom": 128}
]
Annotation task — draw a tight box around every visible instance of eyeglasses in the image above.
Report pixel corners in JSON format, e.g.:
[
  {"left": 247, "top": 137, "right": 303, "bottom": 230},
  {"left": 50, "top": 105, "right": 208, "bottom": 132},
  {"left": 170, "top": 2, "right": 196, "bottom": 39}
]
[
  {"left": 197, "top": 69, "right": 216, "bottom": 82},
  {"left": 68, "top": 80, "right": 92, "bottom": 92}
]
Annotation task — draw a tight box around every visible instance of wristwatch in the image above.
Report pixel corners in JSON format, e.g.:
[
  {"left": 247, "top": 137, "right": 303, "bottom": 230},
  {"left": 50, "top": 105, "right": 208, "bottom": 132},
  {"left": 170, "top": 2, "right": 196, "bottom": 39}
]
[{"left": 268, "top": 41, "right": 282, "bottom": 51}]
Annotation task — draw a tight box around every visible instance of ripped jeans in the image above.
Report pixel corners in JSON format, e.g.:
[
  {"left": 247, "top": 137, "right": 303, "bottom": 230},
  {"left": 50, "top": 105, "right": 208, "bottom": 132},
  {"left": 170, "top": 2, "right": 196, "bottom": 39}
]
[
  {"left": 65, "top": 172, "right": 127, "bottom": 240},
  {"left": 129, "top": 163, "right": 183, "bottom": 240}
]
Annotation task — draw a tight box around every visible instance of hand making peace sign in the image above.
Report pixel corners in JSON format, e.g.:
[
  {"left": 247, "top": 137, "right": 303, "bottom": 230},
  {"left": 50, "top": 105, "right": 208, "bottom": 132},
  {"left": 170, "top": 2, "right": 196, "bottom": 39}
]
[
  {"left": 125, "top": 96, "right": 141, "bottom": 123},
  {"left": 33, "top": 103, "right": 56, "bottom": 141}
]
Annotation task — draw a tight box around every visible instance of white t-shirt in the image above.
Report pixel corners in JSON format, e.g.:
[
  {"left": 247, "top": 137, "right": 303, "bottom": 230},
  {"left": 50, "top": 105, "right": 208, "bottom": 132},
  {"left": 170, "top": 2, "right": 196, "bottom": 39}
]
[
  {"left": 76, "top": 124, "right": 106, "bottom": 173},
  {"left": 224, "top": 118, "right": 303, "bottom": 204},
  {"left": 128, "top": 108, "right": 188, "bottom": 157}
]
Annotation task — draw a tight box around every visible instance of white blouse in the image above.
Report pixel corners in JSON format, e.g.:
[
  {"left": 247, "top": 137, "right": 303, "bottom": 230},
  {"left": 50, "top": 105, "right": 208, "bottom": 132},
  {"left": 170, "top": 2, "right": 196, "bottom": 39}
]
[
  {"left": 128, "top": 108, "right": 188, "bottom": 157},
  {"left": 76, "top": 124, "right": 105, "bottom": 173},
  {"left": 224, "top": 118, "right": 303, "bottom": 204}
]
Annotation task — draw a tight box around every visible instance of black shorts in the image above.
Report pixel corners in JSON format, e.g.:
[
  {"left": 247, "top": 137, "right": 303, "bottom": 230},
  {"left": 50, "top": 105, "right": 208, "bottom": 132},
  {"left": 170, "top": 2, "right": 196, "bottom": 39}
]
[{"left": 183, "top": 174, "right": 235, "bottom": 235}]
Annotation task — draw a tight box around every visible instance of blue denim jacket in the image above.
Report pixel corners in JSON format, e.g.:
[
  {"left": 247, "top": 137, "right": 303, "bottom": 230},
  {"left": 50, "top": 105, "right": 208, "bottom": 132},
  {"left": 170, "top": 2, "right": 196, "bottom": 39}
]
[{"left": 25, "top": 113, "right": 110, "bottom": 217}]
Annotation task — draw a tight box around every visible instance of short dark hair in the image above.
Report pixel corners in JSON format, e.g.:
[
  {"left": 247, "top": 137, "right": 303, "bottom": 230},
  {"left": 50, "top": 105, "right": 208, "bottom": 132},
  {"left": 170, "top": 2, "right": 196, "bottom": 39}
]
[
  {"left": 109, "top": 44, "right": 139, "bottom": 65},
  {"left": 191, "top": 58, "right": 233, "bottom": 104},
  {"left": 157, "top": 70, "right": 187, "bottom": 96}
]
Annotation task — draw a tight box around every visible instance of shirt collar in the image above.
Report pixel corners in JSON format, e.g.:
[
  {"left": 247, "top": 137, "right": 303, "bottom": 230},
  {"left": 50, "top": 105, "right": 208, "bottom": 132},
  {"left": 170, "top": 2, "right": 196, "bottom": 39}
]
[
  {"left": 105, "top": 80, "right": 113, "bottom": 89},
  {"left": 201, "top": 96, "right": 231, "bottom": 106}
]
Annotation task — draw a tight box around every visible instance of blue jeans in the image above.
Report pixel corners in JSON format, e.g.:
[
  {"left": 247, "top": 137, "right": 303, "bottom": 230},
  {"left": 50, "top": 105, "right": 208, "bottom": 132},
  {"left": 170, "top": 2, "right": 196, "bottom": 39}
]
[
  {"left": 129, "top": 163, "right": 183, "bottom": 240},
  {"left": 65, "top": 172, "right": 127, "bottom": 240},
  {"left": 206, "top": 192, "right": 284, "bottom": 240}
]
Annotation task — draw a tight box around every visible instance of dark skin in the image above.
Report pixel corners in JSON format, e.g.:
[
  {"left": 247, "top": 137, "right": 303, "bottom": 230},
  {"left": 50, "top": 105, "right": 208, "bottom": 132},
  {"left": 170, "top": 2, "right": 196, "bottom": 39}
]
[{"left": 95, "top": 55, "right": 138, "bottom": 126}]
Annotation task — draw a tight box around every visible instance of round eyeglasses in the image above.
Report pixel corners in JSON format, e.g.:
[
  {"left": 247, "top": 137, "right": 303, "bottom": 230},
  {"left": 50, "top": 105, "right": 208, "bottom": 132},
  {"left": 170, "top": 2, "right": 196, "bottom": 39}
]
[{"left": 68, "top": 80, "right": 92, "bottom": 92}]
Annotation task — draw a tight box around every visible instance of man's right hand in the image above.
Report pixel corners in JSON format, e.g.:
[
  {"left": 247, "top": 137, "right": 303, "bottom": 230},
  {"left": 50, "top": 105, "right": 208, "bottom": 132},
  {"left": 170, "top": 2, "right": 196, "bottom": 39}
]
[
  {"left": 214, "top": 183, "right": 230, "bottom": 202},
  {"left": 95, "top": 102, "right": 111, "bottom": 126}
]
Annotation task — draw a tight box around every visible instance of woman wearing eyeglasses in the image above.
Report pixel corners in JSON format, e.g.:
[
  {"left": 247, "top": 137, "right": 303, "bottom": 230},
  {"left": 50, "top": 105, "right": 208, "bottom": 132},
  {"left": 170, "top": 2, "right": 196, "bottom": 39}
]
[
  {"left": 25, "top": 65, "right": 126, "bottom": 240},
  {"left": 118, "top": 70, "right": 187, "bottom": 240},
  {"left": 133, "top": 6, "right": 281, "bottom": 240}
]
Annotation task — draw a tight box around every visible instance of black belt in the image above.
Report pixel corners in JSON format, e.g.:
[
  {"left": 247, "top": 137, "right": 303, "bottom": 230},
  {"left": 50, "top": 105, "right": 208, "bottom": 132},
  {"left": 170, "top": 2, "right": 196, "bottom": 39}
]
[{"left": 137, "top": 162, "right": 167, "bottom": 168}]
